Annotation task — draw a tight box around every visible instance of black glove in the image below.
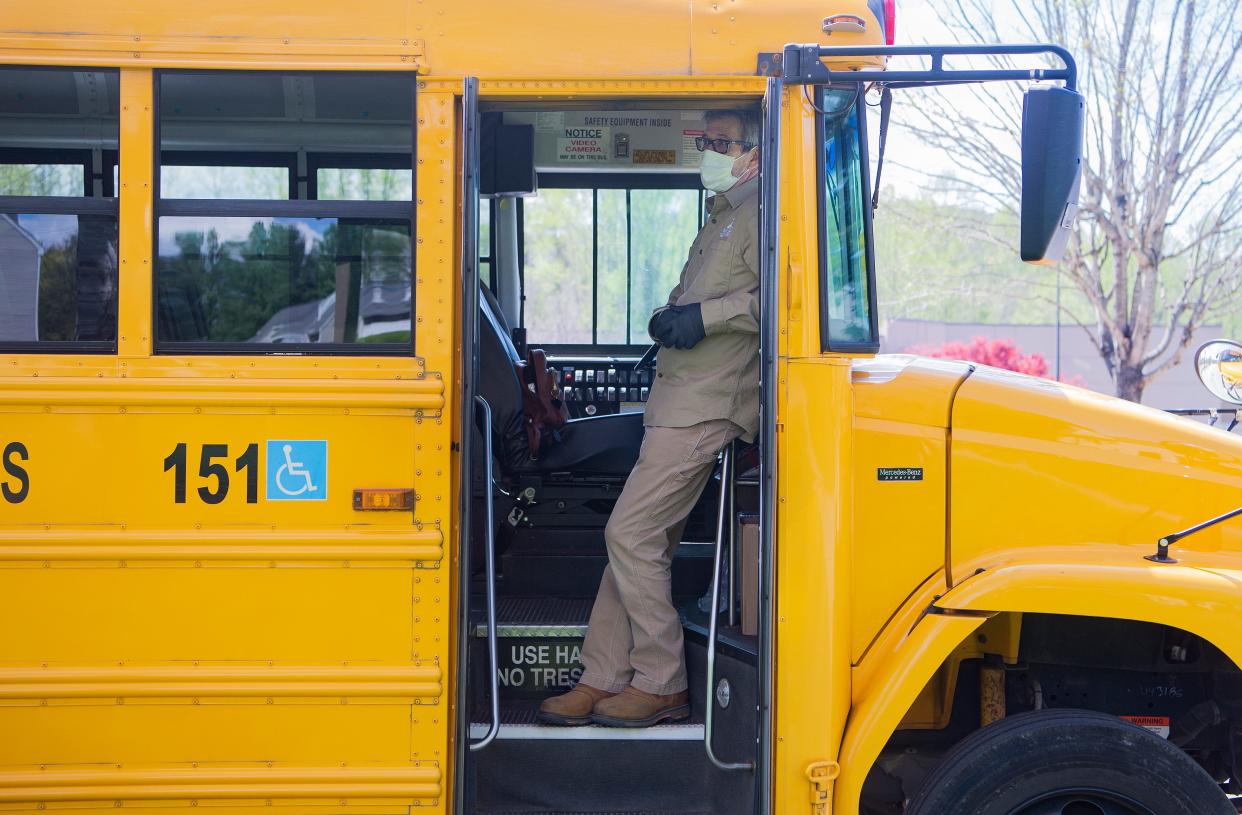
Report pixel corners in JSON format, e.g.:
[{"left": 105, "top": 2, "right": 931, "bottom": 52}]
[
  {"left": 649, "top": 308, "right": 678, "bottom": 346},
  {"left": 651, "top": 303, "right": 705, "bottom": 350}
]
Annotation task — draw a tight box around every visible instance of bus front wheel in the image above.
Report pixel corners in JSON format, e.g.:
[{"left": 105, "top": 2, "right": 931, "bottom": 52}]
[{"left": 905, "top": 709, "right": 1232, "bottom": 815}]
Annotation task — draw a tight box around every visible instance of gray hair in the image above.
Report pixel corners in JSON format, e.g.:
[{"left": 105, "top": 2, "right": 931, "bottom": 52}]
[{"left": 704, "top": 109, "right": 760, "bottom": 148}]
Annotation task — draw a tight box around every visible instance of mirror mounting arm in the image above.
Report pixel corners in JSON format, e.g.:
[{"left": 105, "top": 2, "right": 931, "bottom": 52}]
[
  {"left": 1149, "top": 506, "right": 1242, "bottom": 564},
  {"left": 782, "top": 41, "right": 1084, "bottom": 265},
  {"left": 780, "top": 43, "right": 1078, "bottom": 92}
]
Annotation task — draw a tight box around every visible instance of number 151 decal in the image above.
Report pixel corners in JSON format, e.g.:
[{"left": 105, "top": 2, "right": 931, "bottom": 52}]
[
  {"left": 162, "top": 441, "right": 328, "bottom": 504},
  {"left": 163, "top": 443, "right": 258, "bottom": 504}
]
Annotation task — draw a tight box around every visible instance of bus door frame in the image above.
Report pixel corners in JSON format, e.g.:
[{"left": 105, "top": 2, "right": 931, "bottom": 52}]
[
  {"left": 755, "top": 74, "right": 782, "bottom": 815},
  {"left": 453, "top": 75, "right": 484, "bottom": 815},
  {"left": 451, "top": 75, "right": 783, "bottom": 814}
]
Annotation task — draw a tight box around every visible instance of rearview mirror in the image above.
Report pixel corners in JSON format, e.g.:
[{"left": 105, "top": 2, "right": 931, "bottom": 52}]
[
  {"left": 1020, "top": 85, "right": 1084, "bottom": 264},
  {"left": 1196, "top": 340, "right": 1242, "bottom": 405}
]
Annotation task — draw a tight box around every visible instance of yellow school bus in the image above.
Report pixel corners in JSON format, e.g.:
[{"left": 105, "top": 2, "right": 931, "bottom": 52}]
[{"left": 3, "top": 2, "right": 1242, "bottom": 814}]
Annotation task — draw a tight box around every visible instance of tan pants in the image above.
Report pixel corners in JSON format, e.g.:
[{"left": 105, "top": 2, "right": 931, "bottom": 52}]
[{"left": 578, "top": 419, "right": 744, "bottom": 695}]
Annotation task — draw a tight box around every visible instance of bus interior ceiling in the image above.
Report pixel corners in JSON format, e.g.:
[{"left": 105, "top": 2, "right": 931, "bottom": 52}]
[{"left": 465, "top": 99, "right": 763, "bottom": 814}]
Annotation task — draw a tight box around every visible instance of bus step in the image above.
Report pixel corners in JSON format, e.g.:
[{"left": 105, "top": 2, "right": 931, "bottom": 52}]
[
  {"left": 472, "top": 596, "right": 592, "bottom": 638},
  {"left": 469, "top": 698, "right": 704, "bottom": 742},
  {"left": 467, "top": 707, "right": 746, "bottom": 815}
]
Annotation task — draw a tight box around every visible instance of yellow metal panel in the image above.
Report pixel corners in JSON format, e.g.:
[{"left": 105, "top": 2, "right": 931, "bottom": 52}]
[
  {"left": 850, "top": 416, "right": 946, "bottom": 663},
  {"left": 0, "top": 411, "right": 424, "bottom": 526},
  {"left": 474, "top": 77, "right": 767, "bottom": 98},
  {"left": 0, "top": 705, "right": 415, "bottom": 765},
  {"left": 852, "top": 356, "right": 972, "bottom": 428},
  {"left": 0, "top": 528, "right": 442, "bottom": 562},
  {"left": 849, "top": 356, "right": 969, "bottom": 663},
  {"left": 949, "top": 368, "right": 1242, "bottom": 581},
  {"left": 117, "top": 68, "right": 154, "bottom": 359},
  {"left": 688, "top": 0, "right": 883, "bottom": 76},
  {"left": 0, "top": 376, "right": 443, "bottom": 408},
  {"left": 0, "top": 0, "right": 886, "bottom": 75},
  {"left": 0, "top": 807, "right": 407, "bottom": 815},
  {"left": 0, "top": 568, "right": 417, "bottom": 662},
  {"left": 780, "top": 84, "right": 820, "bottom": 361},
  {"left": 0, "top": 1, "right": 420, "bottom": 70},
  {"left": 0, "top": 664, "right": 441, "bottom": 699},
  {"left": 773, "top": 357, "right": 854, "bottom": 815},
  {"left": 0, "top": 0, "right": 417, "bottom": 44},
  {"left": 0, "top": 765, "right": 441, "bottom": 804}
]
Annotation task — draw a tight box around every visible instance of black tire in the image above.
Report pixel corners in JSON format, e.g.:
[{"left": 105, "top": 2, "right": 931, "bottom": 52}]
[{"left": 905, "top": 709, "right": 1233, "bottom": 815}]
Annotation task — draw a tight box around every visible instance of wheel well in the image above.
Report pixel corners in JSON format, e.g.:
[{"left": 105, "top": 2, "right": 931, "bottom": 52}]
[{"left": 859, "top": 612, "right": 1242, "bottom": 814}]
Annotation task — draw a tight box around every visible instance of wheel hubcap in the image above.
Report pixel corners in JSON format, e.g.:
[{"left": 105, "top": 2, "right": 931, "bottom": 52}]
[{"left": 1011, "top": 790, "right": 1159, "bottom": 815}]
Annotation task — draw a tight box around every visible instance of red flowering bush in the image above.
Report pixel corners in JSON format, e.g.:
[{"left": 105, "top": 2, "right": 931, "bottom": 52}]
[{"left": 905, "top": 337, "right": 1090, "bottom": 386}]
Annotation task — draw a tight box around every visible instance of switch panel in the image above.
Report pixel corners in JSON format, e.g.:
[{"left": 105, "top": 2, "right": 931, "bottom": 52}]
[{"left": 553, "top": 360, "right": 652, "bottom": 419}]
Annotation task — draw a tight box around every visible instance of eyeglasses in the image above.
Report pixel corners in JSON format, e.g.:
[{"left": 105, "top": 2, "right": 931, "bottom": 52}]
[{"left": 694, "top": 136, "right": 755, "bottom": 154}]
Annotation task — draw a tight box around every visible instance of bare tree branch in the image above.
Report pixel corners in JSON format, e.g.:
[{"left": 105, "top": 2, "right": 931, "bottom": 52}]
[{"left": 898, "top": 0, "right": 1242, "bottom": 401}]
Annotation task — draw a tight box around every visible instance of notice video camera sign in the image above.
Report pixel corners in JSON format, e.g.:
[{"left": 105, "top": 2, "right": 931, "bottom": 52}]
[{"left": 556, "top": 126, "right": 609, "bottom": 163}]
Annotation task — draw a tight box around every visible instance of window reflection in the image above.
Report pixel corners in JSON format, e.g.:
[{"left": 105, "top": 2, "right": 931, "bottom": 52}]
[
  {"left": 0, "top": 213, "right": 118, "bottom": 343},
  {"left": 156, "top": 216, "right": 411, "bottom": 346},
  {"left": 0, "top": 66, "right": 119, "bottom": 351}
]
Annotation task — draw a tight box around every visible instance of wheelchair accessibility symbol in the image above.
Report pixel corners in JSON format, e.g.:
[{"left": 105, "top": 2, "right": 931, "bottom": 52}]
[{"left": 266, "top": 440, "right": 327, "bottom": 501}]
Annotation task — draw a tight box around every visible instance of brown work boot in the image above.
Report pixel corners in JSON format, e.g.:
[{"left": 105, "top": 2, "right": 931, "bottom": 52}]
[
  {"left": 537, "top": 683, "right": 616, "bottom": 726},
  {"left": 590, "top": 686, "right": 690, "bottom": 728}
]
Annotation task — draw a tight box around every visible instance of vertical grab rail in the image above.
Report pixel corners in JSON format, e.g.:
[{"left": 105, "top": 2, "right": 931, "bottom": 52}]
[
  {"left": 705, "top": 443, "right": 754, "bottom": 771},
  {"left": 726, "top": 443, "right": 738, "bottom": 627},
  {"left": 469, "top": 394, "right": 500, "bottom": 752}
]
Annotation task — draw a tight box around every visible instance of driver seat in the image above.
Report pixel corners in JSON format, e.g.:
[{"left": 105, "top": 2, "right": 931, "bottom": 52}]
[{"left": 478, "top": 285, "right": 642, "bottom": 478}]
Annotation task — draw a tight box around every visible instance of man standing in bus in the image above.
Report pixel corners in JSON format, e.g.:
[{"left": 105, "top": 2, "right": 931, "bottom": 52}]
[{"left": 540, "top": 109, "right": 761, "bottom": 727}]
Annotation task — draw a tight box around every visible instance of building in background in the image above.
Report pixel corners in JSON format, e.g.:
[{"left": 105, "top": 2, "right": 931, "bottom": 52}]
[{"left": 0, "top": 214, "right": 43, "bottom": 342}]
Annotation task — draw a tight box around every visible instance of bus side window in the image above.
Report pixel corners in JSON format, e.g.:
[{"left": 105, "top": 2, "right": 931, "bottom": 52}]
[
  {"left": 0, "top": 67, "right": 120, "bottom": 353},
  {"left": 153, "top": 71, "right": 416, "bottom": 354}
]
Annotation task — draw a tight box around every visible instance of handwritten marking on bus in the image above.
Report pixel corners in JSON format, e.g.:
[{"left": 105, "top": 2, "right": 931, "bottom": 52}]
[
  {"left": 163, "top": 443, "right": 259, "bottom": 505},
  {"left": 2, "top": 442, "right": 29, "bottom": 504}
]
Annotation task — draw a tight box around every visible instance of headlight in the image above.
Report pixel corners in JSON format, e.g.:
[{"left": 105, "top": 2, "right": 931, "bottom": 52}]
[{"left": 1195, "top": 340, "right": 1242, "bottom": 404}]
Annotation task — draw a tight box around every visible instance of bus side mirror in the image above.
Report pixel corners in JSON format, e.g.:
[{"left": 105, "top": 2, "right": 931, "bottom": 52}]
[
  {"left": 1196, "top": 340, "right": 1242, "bottom": 405},
  {"left": 1020, "top": 85, "right": 1084, "bottom": 265}
]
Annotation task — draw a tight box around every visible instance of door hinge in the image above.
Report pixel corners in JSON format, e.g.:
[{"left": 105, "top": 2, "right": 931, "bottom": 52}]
[{"left": 805, "top": 759, "right": 840, "bottom": 814}]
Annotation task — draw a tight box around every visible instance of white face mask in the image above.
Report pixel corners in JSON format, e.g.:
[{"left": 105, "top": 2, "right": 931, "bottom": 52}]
[{"left": 699, "top": 148, "right": 745, "bottom": 193}]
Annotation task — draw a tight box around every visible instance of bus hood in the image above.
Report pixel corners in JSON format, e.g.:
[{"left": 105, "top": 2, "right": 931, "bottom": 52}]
[
  {"left": 852, "top": 354, "right": 973, "bottom": 428},
  {"left": 947, "top": 365, "right": 1242, "bottom": 576}
]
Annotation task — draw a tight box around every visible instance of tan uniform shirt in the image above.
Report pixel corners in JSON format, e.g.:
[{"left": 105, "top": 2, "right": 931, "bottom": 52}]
[{"left": 643, "top": 176, "right": 760, "bottom": 441}]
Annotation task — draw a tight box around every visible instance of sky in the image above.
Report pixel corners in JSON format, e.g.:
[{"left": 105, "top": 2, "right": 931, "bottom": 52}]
[{"left": 865, "top": 0, "right": 1037, "bottom": 205}]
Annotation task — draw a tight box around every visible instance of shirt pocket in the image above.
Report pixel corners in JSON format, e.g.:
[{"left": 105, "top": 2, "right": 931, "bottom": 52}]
[{"left": 685, "top": 232, "right": 738, "bottom": 300}]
